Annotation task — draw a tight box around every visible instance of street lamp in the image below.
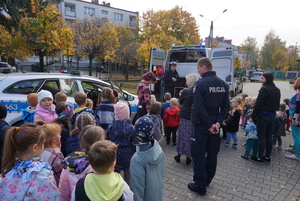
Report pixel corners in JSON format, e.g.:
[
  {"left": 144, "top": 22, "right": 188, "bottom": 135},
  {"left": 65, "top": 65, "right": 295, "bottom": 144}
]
[{"left": 200, "top": 9, "right": 227, "bottom": 48}]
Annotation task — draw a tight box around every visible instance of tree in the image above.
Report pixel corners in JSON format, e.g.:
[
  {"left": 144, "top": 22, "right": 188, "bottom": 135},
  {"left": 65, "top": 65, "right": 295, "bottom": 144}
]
[
  {"left": 72, "top": 18, "right": 119, "bottom": 76},
  {"left": 240, "top": 37, "right": 259, "bottom": 69},
  {"left": 260, "top": 30, "right": 286, "bottom": 70},
  {"left": 234, "top": 56, "right": 241, "bottom": 71}
]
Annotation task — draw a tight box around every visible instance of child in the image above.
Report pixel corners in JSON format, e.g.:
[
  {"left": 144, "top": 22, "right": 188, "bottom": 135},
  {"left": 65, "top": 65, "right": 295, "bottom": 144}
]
[
  {"left": 53, "top": 102, "right": 74, "bottom": 157},
  {"left": 241, "top": 118, "right": 258, "bottom": 160},
  {"left": 34, "top": 90, "right": 57, "bottom": 123},
  {"left": 106, "top": 102, "right": 137, "bottom": 185},
  {"left": 59, "top": 125, "right": 106, "bottom": 201},
  {"left": 150, "top": 94, "right": 157, "bottom": 105},
  {"left": 95, "top": 87, "right": 115, "bottom": 130},
  {"left": 71, "top": 92, "right": 94, "bottom": 128},
  {"left": 240, "top": 94, "right": 249, "bottom": 126},
  {"left": 65, "top": 113, "right": 95, "bottom": 155},
  {"left": 283, "top": 98, "right": 291, "bottom": 132},
  {"left": 0, "top": 104, "right": 9, "bottom": 172},
  {"left": 273, "top": 102, "right": 287, "bottom": 150},
  {"left": 243, "top": 97, "right": 252, "bottom": 127},
  {"left": 73, "top": 140, "right": 134, "bottom": 201},
  {"left": 86, "top": 98, "right": 94, "bottom": 110},
  {"left": 130, "top": 117, "right": 164, "bottom": 201},
  {"left": 39, "top": 121, "right": 64, "bottom": 186},
  {"left": 223, "top": 97, "right": 242, "bottom": 148},
  {"left": 161, "top": 92, "right": 171, "bottom": 119},
  {"left": 22, "top": 93, "right": 38, "bottom": 123},
  {"left": 164, "top": 98, "right": 180, "bottom": 145},
  {"left": 145, "top": 101, "right": 163, "bottom": 142},
  {"left": 54, "top": 91, "right": 68, "bottom": 104},
  {"left": 0, "top": 123, "right": 60, "bottom": 200}
]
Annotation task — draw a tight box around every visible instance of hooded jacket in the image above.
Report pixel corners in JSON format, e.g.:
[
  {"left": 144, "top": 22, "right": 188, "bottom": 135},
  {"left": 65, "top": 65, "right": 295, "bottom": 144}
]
[
  {"left": 164, "top": 106, "right": 180, "bottom": 127},
  {"left": 59, "top": 150, "right": 94, "bottom": 201},
  {"left": 130, "top": 140, "right": 164, "bottom": 201},
  {"left": 34, "top": 103, "right": 57, "bottom": 123}
]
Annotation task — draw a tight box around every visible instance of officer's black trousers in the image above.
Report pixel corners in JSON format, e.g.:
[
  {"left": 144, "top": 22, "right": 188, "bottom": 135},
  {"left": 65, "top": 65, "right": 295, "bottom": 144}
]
[{"left": 191, "top": 124, "right": 220, "bottom": 189}]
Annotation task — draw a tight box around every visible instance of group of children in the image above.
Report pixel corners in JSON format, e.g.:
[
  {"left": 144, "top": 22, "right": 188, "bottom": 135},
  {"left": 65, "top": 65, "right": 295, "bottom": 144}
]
[
  {"left": 0, "top": 87, "right": 165, "bottom": 201},
  {"left": 221, "top": 92, "right": 289, "bottom": 161}
]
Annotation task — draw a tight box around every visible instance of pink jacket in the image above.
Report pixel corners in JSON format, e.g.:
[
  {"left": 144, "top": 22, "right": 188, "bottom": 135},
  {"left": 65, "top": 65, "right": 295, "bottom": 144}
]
[{"left": 34, "top": 103, "right": 57, "bottom": 123}]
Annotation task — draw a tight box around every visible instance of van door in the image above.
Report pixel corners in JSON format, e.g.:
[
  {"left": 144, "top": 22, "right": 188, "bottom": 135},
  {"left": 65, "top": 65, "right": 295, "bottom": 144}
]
[
  {"left": 149, "top": 47, "right": 165, "bottom": 101},
  {"left": 210, "top": 47, "right": 234, "bottom": 90}
]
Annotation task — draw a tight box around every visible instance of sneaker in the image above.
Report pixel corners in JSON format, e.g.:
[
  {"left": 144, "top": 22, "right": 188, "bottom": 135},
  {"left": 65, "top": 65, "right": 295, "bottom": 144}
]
[
  {"left": 263, "top": 156, "right": 271, "bottom": 163},
  {"left": 186, "top": 157, "right": 192, "bottom": 165},
  {"left": 225, "top": 143, "right": 230, "bottom": 147},
  {"left": 241, "top": 155, "right": 249, "bottom": 160},
  {"left": 188, "top": 183, "right": 206, "bottom": 196},
  {"left": 174, "top": 155, "right": 181, "bottom": 163},
  {"left": 277, "top": 146, "right": 283, "bottom": 150},
  {"left": 285, "top": 154, "right": 300, "bottom": 161},
  {"left": 232, "top": 143, "right": 238, "bottom": 148},
  {"left": 284, "top": 148, "right": 296, "bottom": 154},
  {"left": 250, "top": 157, "right": 264, "bottom": 164}
]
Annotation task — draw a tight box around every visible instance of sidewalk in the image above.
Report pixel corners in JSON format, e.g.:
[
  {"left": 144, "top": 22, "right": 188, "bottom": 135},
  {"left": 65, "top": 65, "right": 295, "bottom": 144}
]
[{"left": 161, "top": 130, "right": 300, "bottom": 201}]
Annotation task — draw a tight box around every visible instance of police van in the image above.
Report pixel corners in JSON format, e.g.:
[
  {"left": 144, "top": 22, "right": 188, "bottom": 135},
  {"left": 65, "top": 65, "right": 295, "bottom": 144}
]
[{"left": 149, "top": 44, "right": 236, "bottom": 101}]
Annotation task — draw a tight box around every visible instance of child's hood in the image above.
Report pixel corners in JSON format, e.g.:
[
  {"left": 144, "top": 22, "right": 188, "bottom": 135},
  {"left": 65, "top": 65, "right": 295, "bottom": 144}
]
[
  {"left": 84, "top": 172, "right": 124, "bottom": 201},
  {"left": 136, "top": 140, "right": 164, "bottom": 165},
  {"left": 62, "top": 150, "right": 90, "bottom": 174},
  {"left": 166, "top": 107, "right": 180, "bottom": 116},
  {"left": 108, "top": 119, "right": 135, "bottom": 138}
]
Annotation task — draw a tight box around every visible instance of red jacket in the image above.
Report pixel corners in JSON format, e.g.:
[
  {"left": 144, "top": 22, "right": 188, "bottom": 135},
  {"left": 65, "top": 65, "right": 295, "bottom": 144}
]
[{"left": 164, "top": 107, "right": 180, "bottom": 127}]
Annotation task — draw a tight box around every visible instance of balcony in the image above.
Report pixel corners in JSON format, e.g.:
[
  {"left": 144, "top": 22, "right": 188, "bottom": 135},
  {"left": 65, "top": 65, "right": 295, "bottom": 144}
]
[{"left": 65, "top": 11, "right": 76, "bottom": 17}]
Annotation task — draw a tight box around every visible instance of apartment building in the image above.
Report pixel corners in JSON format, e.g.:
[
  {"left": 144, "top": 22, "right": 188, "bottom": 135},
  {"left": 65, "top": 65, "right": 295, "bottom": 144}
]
[{"left": 57, "top": 0, "right": 138, "bottom": 28}]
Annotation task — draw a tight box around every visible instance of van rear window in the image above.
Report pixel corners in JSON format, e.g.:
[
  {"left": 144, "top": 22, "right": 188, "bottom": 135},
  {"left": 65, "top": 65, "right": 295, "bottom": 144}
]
[{"left": 169, "top": 50, "right": 206, "bottom": 63}]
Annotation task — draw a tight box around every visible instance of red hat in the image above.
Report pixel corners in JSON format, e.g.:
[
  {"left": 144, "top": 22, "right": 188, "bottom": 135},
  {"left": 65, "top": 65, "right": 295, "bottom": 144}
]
[{"left": 142, "top": 72, "right": 157, "bottom": 83}]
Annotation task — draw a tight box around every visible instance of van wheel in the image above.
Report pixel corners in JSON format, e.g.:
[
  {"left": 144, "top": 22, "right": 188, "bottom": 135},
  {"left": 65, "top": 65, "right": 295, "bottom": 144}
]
[{"left": 12, "top": 120, "right": 24, "bottom": 127}]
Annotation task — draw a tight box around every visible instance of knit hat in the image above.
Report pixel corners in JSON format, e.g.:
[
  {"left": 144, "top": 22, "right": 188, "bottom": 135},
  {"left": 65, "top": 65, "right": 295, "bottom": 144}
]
[
  {"left": 0, "top": 103, "right": 7, "bottom": 119},
  {"left": 57, "top": 103, "right": 74, "bottom": 120},
  {"left": 114, "top": 102, "right": 130, "bottom": 120},
  {"left": 27, "top": 93, "right": 38, "bottom": 107},
  {"left": 135, "top": 117, "right": 154, "bottom": 143},
  {"left": 38, "top": 90, "right": 53, "bottom": 103},
  {"left": 142, "top": 72, "right": 157, "bottom": 83}
]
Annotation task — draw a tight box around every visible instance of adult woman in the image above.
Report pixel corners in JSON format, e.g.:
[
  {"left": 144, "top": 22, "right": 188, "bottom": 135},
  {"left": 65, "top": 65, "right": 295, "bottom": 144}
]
[
  {"left": 174, "top": 73, "right": 199, "bottom": 165},
  {"left": 285, "top": 77, "right": 300, "bottom": 161},
  {"left": 136, "top": 72, "right": 157, "bottom": 122},
  {"left": 250, "top": 72, "right": 280, "bottom": 163}
]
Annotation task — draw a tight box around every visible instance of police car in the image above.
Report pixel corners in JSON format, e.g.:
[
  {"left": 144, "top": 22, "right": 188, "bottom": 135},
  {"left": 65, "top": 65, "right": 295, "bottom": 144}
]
[{"left": 0, "top": 72, "right": 138, "bottom": 126}]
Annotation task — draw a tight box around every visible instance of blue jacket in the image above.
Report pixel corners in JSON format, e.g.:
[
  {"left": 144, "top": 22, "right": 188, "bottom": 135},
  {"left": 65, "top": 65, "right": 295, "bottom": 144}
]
[
  {"left": 130, "top": 140, "right": 164, "bottom": 201},
  {"left": 191, "top": 71, "right": 230, "bottom": 128},
  {"left": 245, "top": 121, "right": 258, "bottom": 140}
]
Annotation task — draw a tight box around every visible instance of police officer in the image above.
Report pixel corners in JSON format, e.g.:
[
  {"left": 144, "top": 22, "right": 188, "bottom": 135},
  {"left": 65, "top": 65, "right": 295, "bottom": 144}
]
[
  {"left": 188, "top": 57, "right": 230, "bottom": 196},
  {"left": 163, "top": 61, "right": 179, "bottom": 97}
]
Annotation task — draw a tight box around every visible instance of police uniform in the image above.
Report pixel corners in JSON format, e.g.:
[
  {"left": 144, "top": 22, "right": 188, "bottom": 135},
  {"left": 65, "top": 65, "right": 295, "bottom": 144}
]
[{"left": 190, "top": 71, "right": 230, "bottom": 191}]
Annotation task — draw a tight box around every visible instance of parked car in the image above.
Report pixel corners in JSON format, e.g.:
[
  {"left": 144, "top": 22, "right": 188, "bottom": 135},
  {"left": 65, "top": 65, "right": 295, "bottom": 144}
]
[
  {"left": 0, "top": 62, "right": 15, "bottom": 73},
  {"left": 250, "top": 72, "right": 263, "bottom": 82},
  {"left": 0, "top": 72, "right": 138, "bottom": 126}
]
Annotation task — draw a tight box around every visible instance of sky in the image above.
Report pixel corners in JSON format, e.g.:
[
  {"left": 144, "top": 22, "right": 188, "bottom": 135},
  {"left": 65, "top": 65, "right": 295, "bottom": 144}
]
[{"left": 96, "top": 0, "right": 300, "bottom": 48}]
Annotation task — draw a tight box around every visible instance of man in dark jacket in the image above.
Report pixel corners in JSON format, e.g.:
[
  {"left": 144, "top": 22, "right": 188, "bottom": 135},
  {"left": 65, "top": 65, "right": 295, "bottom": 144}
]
[
  {"left": 250, "top": 72, "right": 280, "bottom": 163},
  {"left": 188, "top": 57, "right": 230, "bottom": 196},
  {"left": 0, "top": 103, "right": 10, "bottom": 171},
  {"left": 163, "top": 61, "right": 179, "bottom": 97}
]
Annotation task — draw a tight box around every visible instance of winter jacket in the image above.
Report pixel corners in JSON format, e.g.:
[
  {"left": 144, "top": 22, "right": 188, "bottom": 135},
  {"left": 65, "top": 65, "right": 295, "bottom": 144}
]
[
  {"left": 71, "top": 107, "right": 94, "bottom": 129},
  {"left": 137, "top": 81, "right": 151, "bottom": 113},
  {"left": 34, "top": 103, "right": 57, "bottom": 123},
  {"left": 164, "top": 107, "right": 180, "bottom": 127},
  {"left": 60, "top": 125, "right": 70, "bottom": 157},
  {"left": 72, "top": 172, "right": 134, "bottom": 201},
  {"left": 95, "top": 100, "right": 115, "bottom": 130},
  {"left": 0, "top": 120, "right": 9, "bottom": 171},
  {"left": 59, "top": 150, "right": 93, "bottom": 201},
  {"left": 178, "top": 87, "right": 193, "bottom": 120},
  {"left": 276, "top": 111, "right": 287, "bottom": 136},
  {"left": 251, "top": 82, "right": 281, "bottom": 120},
  {"left": 144, "top": 114, "right": 162, "bottom": 141},
  {"left": 161, "top": 102, "right": 170, "bottom": 119},
  {"left": 40, "top": 147, "right": 64, "bottom": 186},
  {"left": 164, "top": 70, "right": 179, "bottom": 88},
  {"left": 65, "top": 131, "right": 80, "bottom": 157},
  {"left": 0, "top": 157, "right": 60, "bottom": 201},
  {"left": 224, "top": 108, "right": 242, "bottom": 133},
  {"left": 245, "top": 121, "right": 258, "bottom": 140},
  {"left": 130, "top": 140, "right": 164, "bottom": 201},
  {"left": 21, "top": 106, "right": 35, "bottom": 123},
  {"left": 106, "top": 120, "right": 137, "bottom": 171}
]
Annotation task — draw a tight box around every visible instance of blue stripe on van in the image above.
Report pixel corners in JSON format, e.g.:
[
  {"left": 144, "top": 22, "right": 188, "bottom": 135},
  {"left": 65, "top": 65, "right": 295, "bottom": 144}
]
[{"left": 0, "top": 100, "right": 29, "bottom": 113}]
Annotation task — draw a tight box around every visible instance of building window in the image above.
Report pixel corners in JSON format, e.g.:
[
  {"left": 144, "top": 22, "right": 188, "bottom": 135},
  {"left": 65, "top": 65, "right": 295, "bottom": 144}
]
[
  {"left": 101, "top": 10, "right": 108, "bottom": 15},
  {"left": 114, "top": 13, "right": 123, "bottom": 21},
  {"left": 129, "top": 16, "right": 136, "bottom": 27},
  {"left": 84, "top": 7, "right": 95, "bottom": 16},
  {"left": 65, "top": 4, "right": 76, "bottom": 17}
]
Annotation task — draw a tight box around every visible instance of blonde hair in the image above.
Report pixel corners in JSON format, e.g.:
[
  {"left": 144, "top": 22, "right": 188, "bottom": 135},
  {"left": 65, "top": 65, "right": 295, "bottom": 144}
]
[
  {"left": 54, "top": 92, "right": 67, "bottom": 104},
  {"left": 74, "top": 92, "right": 87, "bottom": 106},
  {"left": 170, "top": 98, "right": 179, "bottom": 107},
  {"left": 101, "top": 87, "right": 114, "bottom": 103},
  {"left": 185, "top": 73, "right": 199, "bottom": 88},
  {"left": 70, "top": 113, "right": 95, "bottom": 137},
  {"left": 42, "top": 123, "right": 62, "bottom": 147},
  {"left": 86, "top": 99, "right": 94, "bottom": 109}
]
